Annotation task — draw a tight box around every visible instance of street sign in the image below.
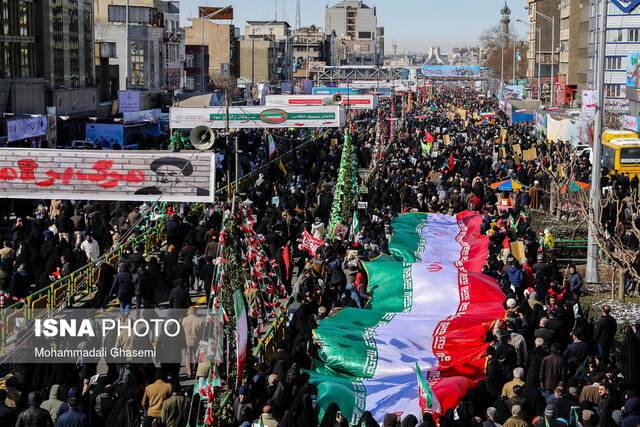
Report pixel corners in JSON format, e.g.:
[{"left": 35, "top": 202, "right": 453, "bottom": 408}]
[
  {"left": 198, "top": 6, "right": 233, "bottom": 19},
  {"left": 610, "top": 0, "right": 640, "bottom": 12}
]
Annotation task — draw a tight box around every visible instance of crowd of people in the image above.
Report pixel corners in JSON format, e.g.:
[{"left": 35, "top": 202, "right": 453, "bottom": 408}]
[{"left": 1, "top": 87, "right": 640, "bottom": 427}]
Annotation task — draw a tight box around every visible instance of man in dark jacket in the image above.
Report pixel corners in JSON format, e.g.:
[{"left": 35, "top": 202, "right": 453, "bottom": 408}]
[
  {"left": 110, "top": 264, "right": 134, "bottom": 317},
  {"left": 0, "top": 389, "right": 15, "bottom": 426},
  {"left": 56, "top": 397, "right": 87, "bottom": 427},
  {"left": 594, "top": 305, "right": 617, "bottom": 361},
  {"left": 566, "top": 264, "right": 583, "bottom": 300},
  {"left": 15, "top": 391, "right": 54, "bottom": 427},
  {"left": 169, "top": 279, "right": 191, "bottom": 309},
  {"left": 540, "top": 343, "right": 564, "bottom": 399},
  {"left": 166, "top": 215, "right": 180, "bottom": 247},
  {"left": 563, "top": 331, "right": 589, "bottom": 377}
]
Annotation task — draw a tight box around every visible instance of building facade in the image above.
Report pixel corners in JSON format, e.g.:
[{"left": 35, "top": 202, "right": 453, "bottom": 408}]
[
  {"left": 184, "top": 19, "right": 237, "bottom": 84},
  {"left": 184, "top": 45, "right": 209, "bottom": 91},
  {"left": 587, "top": 1, "right": 640, "bottom": 112},
  {"left": 238, "top": 21, "right": 290, "bottom": 84},
  {"left": 33, "top": 0, "right": 94, "bottom": 87},
  {"left": 558, "top": 0, "right": 589, "bottom": 93},
  {"left": 95, "top": 0, "right": 184, "bottom": 94},
  {"left": 324, "top": 0, "right": 383, "bottom": 65},
  {"left": 1, "top": 0, "right": 37, "bottom": 78},
  {"left": 526, "top": 0, "right": 561, "bottom": 98},
  {"left": 292, "top": 25, "right": 331, "bottom": 77}
]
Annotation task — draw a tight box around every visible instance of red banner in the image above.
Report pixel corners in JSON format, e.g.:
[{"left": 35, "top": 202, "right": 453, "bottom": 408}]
[{"left": 301, "top": 230, "right": 325, "bottom": 256}]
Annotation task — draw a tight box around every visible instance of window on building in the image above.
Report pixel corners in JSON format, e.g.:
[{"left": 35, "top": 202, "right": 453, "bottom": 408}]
[
  {"left": 20, "top": 47, "right": 30, "bottom": 77},
  {"left": 605, "top": 56, "right": 622, "bottom": 69},
  {"left": 185, "top": 77, "right": 195, "bottom": 91},
  {"left": 130, "top": 40, "right": 144, "bottom": 86},
  {"left": 18, "top": 2, "right": 31, "bottom": 36},
  {"left": 606, "top": 29, "right": 624, "bottom": 42},
  {"left": 630, "top": 29, "right": 640, "bottom": 42},
  {"left": 605, "top": 84, "right": 621, "bottom": 97},
  {"left": 149, "top": 41, "right": 154, "bottom": 87},
  {"left": 561, "top": 18, "right": 569, "bottom": 29},
  {"left": 185, "top": 54, "right": 194, "bottom": 68}
]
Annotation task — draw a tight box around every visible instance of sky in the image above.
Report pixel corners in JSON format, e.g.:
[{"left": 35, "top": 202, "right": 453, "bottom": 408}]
[{"left": 179, "top": 0, "right": 530, "bottom": 52}]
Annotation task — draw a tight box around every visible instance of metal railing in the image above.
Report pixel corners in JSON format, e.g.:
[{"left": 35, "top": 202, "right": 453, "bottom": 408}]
[
  {"left": 252, "top": 297, "right": 292, "bottom": 363},
  {"left": 0, "top": 219, "right": 167, "bottom": 354}
]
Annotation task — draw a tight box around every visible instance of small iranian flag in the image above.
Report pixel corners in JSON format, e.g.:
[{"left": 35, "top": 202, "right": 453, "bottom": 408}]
[
  {"left": 604, "top": 229, "right": 611, "bottom": 239},
  {"left": 268, "top": 133, "right": 276, "bottom": 160},
  {"left": 519, "top": 211, "right": 528, "bottom": 221},
  {"left": 515, "top": 109, "right": 526, "bottom": 113},
  {"left": 509, "top": 214, "right": 518, "bottom": 233},
  {"left": 417, "top": 363, "right": 441, "bottom": 414},
  {"left": 479, "top": 112, "right": 495, "bottom": 118},
  {"left": 548, "top": 106, "right": 559, "bottom": 111},
  {"left": 350, "top": 214, "right": 361, "bottom": 246}
]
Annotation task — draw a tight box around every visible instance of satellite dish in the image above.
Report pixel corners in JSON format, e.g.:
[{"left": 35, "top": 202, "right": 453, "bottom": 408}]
[{"left": 189, "top": 126, "right": 215, "bottom": 150}]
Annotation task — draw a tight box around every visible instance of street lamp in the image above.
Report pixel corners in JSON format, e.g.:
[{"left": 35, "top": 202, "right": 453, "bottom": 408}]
[
  {"left": 532, "top": 8, "right": 555, "bottom": 107},
  {"left": 200, "top": 5, "right": 232, "bottom": 92},
  {"left": 251, "top": 20, "right": 276, "bottom": 103}
]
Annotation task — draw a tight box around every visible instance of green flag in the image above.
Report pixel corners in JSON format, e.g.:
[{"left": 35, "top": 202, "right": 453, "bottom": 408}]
[
  {"left": 509, "top": 214, "right": 518, "bottom": 233},
  {"left": 421, "top": 139, "right": 431, "bottom": 156}
]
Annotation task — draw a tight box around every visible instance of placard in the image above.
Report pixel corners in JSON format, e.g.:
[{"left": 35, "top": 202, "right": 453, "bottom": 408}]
[
  {"left": 357, "top": 201, "right": 368, "bottom": 209},
  {"left": 443, "top": 135, "right": 451, "bottom": 145},
  {"left": 513, "top": 144, "right": 522, "bottom": 154},
  {"left": 510, "top": 240, "right": 525, "bottom": 262},
  {"left": 500, "top": 129, "right": 507, "bottom": 144}
]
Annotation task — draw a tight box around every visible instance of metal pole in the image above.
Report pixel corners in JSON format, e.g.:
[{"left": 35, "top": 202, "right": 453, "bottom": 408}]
[
  {"left": 513, "top": 37, "right": 516, "bottom": 84},
  {"left": 306, "top": 40, "right": 309, "bottom": 80},
  {"left": 201, "top": 15, "right": 205, "bottom": 91},
  {"left": 586, "top": 0, "right": 607, "bottom": 285},
  {"left": 501, "top": 34, "right": 504, "bottom": 89},
  {"left": 538, "top": 28, "right": 541, "bottom": 101},
  {"left": 551, "top": 16, "right": 555, "bottom": 107},
  {"left": 251, "top": 28, "right": 255, "bottom": 103},
  {"left": 125, "top": 0, "right": 129, "bottom": 89}
]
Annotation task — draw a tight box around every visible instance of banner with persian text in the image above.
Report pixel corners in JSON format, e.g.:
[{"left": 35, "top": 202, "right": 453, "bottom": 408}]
[{"left": 0, "top": 149, "right": 214, "bottom": 202}]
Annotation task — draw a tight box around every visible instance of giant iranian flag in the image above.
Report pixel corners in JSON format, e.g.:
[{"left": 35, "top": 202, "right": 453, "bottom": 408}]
[{"left": 308, "top": 212, "right": 505, "bottom": 424}]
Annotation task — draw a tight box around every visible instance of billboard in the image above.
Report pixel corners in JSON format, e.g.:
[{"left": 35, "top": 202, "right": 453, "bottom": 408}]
[
  {"left": 169, "top": 105, "right": 344, "bottom": 129},
  {"left": 198, "top": 6, "right": 233, "bottom": 19},
  {"left": 582, "top": 90, "right": 597, "bottom": 122},
  {"left": 123, "top": 108, "right": 162, "bottom": 124},
  {"left": 6, "top": 116, "right": 48, "bottom": 142},
  {"left": 308, "top": 61, "right": 326, "bottom": 72},
  {"left": 0, "top": 149, "right": 215, "bottom": 202},
  {"left": 503, "top": 85, "right": 524, "bottom": 100},
  {"left": 420, "top": 66, "right": 482, "bottom": 77},
  {"left": 312, "top": 87, "right": 358, "bottom": 95},
  {"left": 264, "top": 94, "right": 377, "bottom": 110},
  {"left": 85, "top": 123, "right": 124, "bottom": 149},
  {"left": 118, "top": 90, "right": 141, "bottom": 113}
]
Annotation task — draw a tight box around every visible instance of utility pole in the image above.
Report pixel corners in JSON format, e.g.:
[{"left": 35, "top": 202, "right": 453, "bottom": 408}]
[
  {"left": 125, "top": 0, "right": 129, "bottom": 89},
  {"left": 586, "top": 0, "right": 608, "bottom": 285}
]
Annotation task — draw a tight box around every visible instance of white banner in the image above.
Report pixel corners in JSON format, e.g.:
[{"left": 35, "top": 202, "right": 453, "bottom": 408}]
[
  {"left": 622, "top": 115, "right": 640, "bottom": 133},
  {"left": 582, "top": 90, "right": 597, "bottom": 122},
  {"left": 7, "top": 116, "right": 48, "bottom": 142},
  {"left": 264, "top": 94, "right": 377, "bottom": 110},
  {"left": 0, "top": 149, "right": 215, "bottom": 202},
  {"left": 118, "top": 90, "right": 141, "bottom": 113},
  {"left": 169, "top": 105, "right": 345, "bottom": 129}
]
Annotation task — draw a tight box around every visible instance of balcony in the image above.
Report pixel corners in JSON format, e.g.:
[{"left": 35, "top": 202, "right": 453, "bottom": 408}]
[{"left": 164, "top": 31, "right": 181, "bottom": 43}]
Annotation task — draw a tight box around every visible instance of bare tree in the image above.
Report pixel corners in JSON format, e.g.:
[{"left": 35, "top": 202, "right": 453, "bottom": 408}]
[{"left": 573, "top": 174, "right": 640, "bottom": 299}]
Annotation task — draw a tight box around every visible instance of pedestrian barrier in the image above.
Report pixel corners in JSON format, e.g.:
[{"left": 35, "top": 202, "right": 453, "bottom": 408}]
[
  {"left": 0, "top": 218, "right": 168, "bottom": 354},
  {"left": 252, "top": 297, "right": 293, "bottom": 363}
]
